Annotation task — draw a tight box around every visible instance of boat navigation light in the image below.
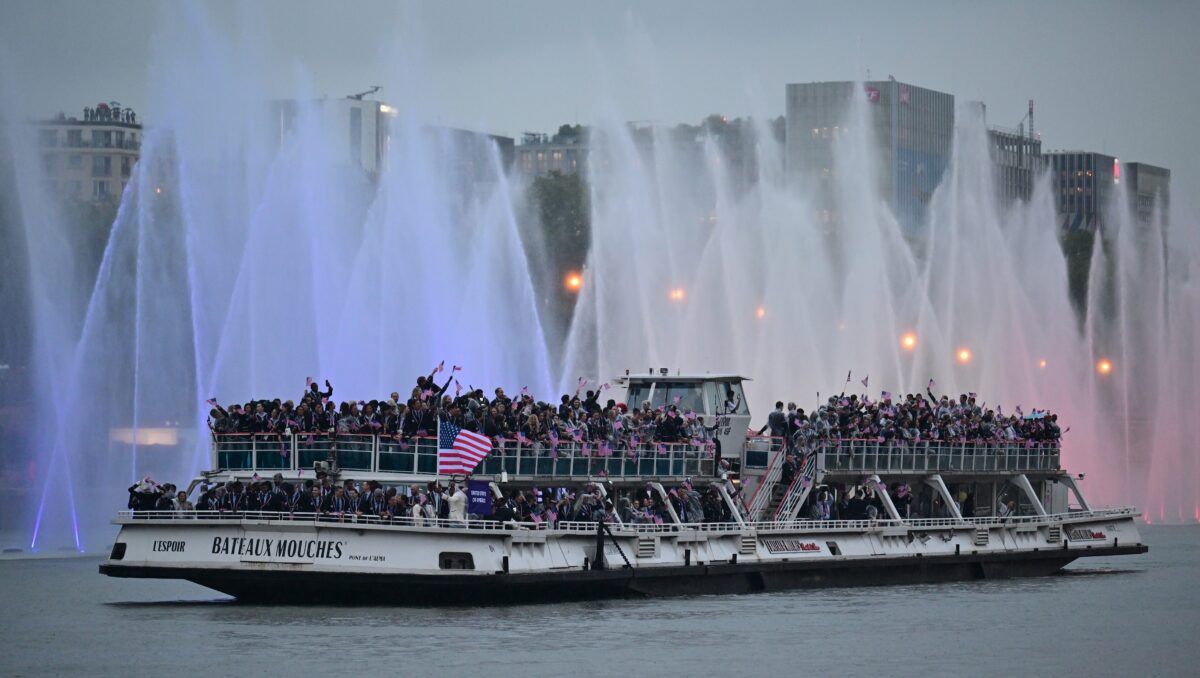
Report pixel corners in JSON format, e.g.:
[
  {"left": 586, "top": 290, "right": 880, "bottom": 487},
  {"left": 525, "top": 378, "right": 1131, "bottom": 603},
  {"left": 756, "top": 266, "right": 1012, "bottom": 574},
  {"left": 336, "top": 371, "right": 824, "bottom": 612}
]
[
  {"left": 900, "top": 332, "right": 917, "bottom": 351},
  {"left": 1096, "top": 358, "right": 1113, "bottom": 375},
  {"left": 1038, "top": 359, "right": 1047, "bottom": 369},
  {"left": 956, "top": 347, "right": 973, "bottom": 364},
  {"left": 564, "top": 272, "right": 583, "bottom": 292},
  {"left": 755, "top": 306, "right": 766, "bottom": 319},
  {"left": 669, "top": 287, "right": 686, "bottom": 302}
]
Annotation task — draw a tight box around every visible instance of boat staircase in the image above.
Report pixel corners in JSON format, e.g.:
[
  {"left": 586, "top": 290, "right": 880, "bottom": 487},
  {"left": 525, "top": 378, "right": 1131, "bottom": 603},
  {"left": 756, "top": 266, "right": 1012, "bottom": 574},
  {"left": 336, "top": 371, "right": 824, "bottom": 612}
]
[
  {"left": 771, "top": 449, "right": 819, "bottom": 521},
  {"left": 745, "top": 442, "right": 786, "bottom": 521}
]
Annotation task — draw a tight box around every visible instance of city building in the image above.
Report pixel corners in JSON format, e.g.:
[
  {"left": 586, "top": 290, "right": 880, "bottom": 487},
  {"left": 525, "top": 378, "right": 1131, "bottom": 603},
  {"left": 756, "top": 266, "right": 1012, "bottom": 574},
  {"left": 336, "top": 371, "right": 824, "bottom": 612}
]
[
  {"left": 988, "top": 126, "right": 1042, "bottom": 205},
  {"left": 1123, "top": 162, "right": 1170, "bottom": 226},
  {"left": 1044, "top": 151, "right": 1118, "bottom": 232},
  {"left": 973, "top": 99, "right": 1042, "bottom": 206},
  {"left": 785, "top": 79, "right": 955, "bottom": 230},
  {"left": 514, "top": 132, "right": 589, "bottom": 178},
  {"left": 36, "top": 102, "right": 141, "bottom": 203},
  {"left": 272, "top": 97, "right": 390, "bottom": 177},
  {"left": 271, "top": 96, "right": 514, "bottom": 182}
]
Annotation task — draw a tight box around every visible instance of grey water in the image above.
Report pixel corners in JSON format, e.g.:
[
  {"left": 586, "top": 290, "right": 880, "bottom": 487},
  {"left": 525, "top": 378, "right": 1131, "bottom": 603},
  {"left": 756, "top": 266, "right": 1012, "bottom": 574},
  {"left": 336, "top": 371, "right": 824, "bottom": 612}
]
[{"left": 2, "top": 525, "right": 1195, "bottom": 676}]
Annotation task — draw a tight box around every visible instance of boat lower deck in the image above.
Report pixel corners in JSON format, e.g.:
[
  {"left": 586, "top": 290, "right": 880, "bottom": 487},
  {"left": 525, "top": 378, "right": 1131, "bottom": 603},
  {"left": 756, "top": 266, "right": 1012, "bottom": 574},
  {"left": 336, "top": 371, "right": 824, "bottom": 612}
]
[{"left": 100, "top": 542, "right": 1146, "bottom": 604}]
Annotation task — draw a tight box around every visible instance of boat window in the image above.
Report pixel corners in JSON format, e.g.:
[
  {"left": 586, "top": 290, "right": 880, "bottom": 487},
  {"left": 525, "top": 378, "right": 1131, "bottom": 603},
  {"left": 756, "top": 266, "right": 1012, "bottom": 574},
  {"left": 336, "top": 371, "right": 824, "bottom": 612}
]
[
  {"left": 626, "top": 382, "right": 653, "bottom": 409},
  {"left": 710, "top": 381, "right": 749, "bottom": 415},
  {"left": 439, "top": 552, "right": 475, "bottom": 570},
  {"left": 650, "top": 382, "right": 704, "bottom": 412}
]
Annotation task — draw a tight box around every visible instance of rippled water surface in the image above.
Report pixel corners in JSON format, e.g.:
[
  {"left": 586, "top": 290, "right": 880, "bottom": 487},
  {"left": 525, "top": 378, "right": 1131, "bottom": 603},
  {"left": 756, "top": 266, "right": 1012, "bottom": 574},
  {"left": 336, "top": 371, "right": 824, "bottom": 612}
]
[{"left": 2, "top": 525, "right": 1196, "bottom": 676}]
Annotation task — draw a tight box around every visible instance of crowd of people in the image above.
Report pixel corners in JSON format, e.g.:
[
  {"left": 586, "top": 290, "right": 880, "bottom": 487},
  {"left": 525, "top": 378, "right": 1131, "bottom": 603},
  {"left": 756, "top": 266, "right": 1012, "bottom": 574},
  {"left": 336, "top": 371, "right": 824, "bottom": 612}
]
[
  {"left": 127, "top": 474, "right": 738, "bottom": 526},
  {"left": 207, "top": 367, "right": 721, "bottom": 457},
  {"left": 758, "top": 381, "right": 1063, "bottom": 450}
]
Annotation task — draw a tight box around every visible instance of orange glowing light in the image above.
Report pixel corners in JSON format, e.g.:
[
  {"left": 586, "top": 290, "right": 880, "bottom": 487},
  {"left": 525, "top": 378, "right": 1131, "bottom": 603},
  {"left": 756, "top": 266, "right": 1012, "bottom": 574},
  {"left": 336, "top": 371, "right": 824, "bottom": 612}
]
[
  {"left": 669, "top": 287, "right": 686, "bottom": 302},
  {"left": 154, "top": 186, "right": 162, "bottom": 194},
  {"left": 956, "top": 348, "right": 973, "bottom": 364},
  {"left": 564, "top": 272, "right": 583, "bottom": 292},
  {"left": 755, "top": 306, "right": 766, "bottom": 319},
  {"left": 900, "top": 332, "right": 917, "bottom": 351},
  {"left": 1038, "top": 359, "right": 1047, "bottom": 369},
  {"left": 1097, "top": 359, "right": 1113, "bottom": 375}
]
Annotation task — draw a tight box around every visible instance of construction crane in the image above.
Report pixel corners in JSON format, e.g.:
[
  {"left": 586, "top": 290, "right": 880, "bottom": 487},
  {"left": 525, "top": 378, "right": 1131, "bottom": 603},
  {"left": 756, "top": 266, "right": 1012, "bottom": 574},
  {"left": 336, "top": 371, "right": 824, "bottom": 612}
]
[
  {"left": 1014, "top": 99, "right": 1035, "bottom": 141},
  {"left": 348, "top": 86, "right": 381, "bottom": 100}
]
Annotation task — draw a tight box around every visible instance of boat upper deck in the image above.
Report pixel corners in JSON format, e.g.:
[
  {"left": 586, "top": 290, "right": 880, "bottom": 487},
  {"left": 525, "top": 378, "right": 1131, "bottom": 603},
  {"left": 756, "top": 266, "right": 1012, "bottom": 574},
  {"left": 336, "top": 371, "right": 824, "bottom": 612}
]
[{"left": 209, "top": 433, "right": 1061, "bottom": 480}]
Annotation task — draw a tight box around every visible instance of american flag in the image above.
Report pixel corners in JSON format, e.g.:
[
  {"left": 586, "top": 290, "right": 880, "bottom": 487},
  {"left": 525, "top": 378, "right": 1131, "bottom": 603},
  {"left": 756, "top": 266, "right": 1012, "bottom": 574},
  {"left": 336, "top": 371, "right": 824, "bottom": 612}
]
[{"left": 437, "top": 418, "right": 492, "bottom": 475}]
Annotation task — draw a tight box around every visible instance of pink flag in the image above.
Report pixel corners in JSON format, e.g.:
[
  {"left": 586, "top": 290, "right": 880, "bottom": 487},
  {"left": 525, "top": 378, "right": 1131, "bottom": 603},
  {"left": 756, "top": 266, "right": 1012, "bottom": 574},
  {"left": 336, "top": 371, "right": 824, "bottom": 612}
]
[
  {"left": 599, "top": 382, "right": 610, "bottom": 391},
  {"left": 613, "top": 418, "right": 624, "bottom": 430},
  {"left": 521, "top": 386, "right": 530, "bottom": 397},
  {"left": 306, "top": 377, "right": 313, "bottom": 387},
  {"left": 452, "top": 364, "right": 462, "bottom": 373},
  {"left": 928, "top": 378, "right": 936, "bottom": 390},
  {"left": 434, "top": 360, "right": 445, "bottom": 374},
  {"left": 861, "top": 376, "right": 869, "bottom": 388},
  {"left": 455, "top": 380, "right": 463, "bottom": 397},
  {"left": 657, "top": 443, "right": 668, "bottom": 456},
  {"left": 581, "top": 443, "right": 591, "bottom": 457},
  {"left": 673, "top": 395, "right": 682, "bottom": 405},
  {"left": 517, "top": 431, "right": 530, "bottom": 445},
  {"left": 881, "top": 390, "right": 892, "bottom": 401},
  {"left": 205, "top": 398, "right": 219, "bottom": 407},
  {"left": 969, "top": 392, "right": 977, "bottom": 399}
]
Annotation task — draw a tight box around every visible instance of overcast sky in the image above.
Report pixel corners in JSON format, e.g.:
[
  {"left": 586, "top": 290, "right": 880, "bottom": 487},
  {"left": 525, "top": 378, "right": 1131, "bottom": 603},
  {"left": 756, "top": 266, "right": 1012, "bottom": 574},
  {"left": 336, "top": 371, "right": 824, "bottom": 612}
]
[{"left": 3, "top": 0, "right": 1198, "bottom": 195}]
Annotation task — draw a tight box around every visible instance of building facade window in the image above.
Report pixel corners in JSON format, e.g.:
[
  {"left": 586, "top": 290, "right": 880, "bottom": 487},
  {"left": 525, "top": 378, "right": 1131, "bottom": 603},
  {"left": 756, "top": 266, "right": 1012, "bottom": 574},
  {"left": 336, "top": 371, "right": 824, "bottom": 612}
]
[
  {"left": 68, "top": 154, "right": 82, "bottom": 169},
  {"left": 92, "top": 130, "right": 113, "bottom": 147},
  {"left": 93, "top": 180, "right": 110, "bottom": 200},
  {"left": 92, "top": 155, "right": 112, "bottom": 177},
  {"left": 39, "top": 129, "right": 58, "bottom": 147},
  {"left": 67, "top": 129, "right": 83, "bottom": 147}
]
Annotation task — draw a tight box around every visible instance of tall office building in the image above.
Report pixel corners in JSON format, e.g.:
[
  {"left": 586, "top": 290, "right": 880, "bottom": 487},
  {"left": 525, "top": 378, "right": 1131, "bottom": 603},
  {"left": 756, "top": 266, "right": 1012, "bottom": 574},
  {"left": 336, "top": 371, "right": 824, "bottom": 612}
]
[
  {"left": 785, "top": 79, "right": 954, "bottom": 230},
  {"left": 1044, "top": 151, "right": 1118, "bottom": 232},
  {"left": 1123, "top": 162, "right": 1170, "bottom": 226}
]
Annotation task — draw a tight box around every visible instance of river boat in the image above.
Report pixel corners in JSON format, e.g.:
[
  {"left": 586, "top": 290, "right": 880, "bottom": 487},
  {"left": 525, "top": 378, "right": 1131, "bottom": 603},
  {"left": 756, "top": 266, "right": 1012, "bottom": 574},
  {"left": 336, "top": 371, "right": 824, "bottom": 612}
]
[{"left": 100, "top": 372, "right": 1147, "bottom": 603}]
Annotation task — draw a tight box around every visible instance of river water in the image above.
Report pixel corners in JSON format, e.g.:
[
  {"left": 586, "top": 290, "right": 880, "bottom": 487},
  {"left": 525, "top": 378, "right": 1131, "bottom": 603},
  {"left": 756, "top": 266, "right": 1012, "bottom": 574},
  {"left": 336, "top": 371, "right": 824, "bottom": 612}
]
[{"left": 1, "top": 525, "right": 1196, "bottom": 676}]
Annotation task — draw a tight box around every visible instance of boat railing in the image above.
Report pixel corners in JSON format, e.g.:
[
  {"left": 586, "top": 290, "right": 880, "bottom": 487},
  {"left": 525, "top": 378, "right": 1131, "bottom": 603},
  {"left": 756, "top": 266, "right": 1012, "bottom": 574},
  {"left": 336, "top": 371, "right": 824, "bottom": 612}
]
[
  {"left": 116, "top": 507, "right": 1138, "bottom": 532},
  {"left": 211, "top": 433, "right": 715, "bottom": 478},
  {"left": 813, "top": 438, "right": 1061, "bottom": 474}
]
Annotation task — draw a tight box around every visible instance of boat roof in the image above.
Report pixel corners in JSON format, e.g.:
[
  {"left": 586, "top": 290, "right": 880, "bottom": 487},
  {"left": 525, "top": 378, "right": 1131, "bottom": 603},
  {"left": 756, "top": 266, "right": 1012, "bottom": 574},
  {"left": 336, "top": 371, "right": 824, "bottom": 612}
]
[{"left": 616, "top": 373, "right": 752, "bottom": 384}]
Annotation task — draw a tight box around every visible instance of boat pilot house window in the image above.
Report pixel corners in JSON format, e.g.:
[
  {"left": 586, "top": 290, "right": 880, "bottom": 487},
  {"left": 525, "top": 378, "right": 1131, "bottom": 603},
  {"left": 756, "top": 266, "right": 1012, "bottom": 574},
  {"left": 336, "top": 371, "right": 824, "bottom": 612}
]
[
  {"left": 709, "top": 381, "right": 748, "bottom": 415},
  {"left": 628, "top": 381, "right": 704, "bottom": 412},
  {"left": 651, "top": 382, "right": 704, "bottom": 412}
]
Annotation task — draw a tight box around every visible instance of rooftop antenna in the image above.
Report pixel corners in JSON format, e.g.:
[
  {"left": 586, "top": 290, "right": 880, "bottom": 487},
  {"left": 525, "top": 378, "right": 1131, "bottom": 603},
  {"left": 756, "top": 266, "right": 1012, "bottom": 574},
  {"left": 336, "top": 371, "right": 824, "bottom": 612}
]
[{"left": 348, "top": 85, "right": 381, "bottom": 100}]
